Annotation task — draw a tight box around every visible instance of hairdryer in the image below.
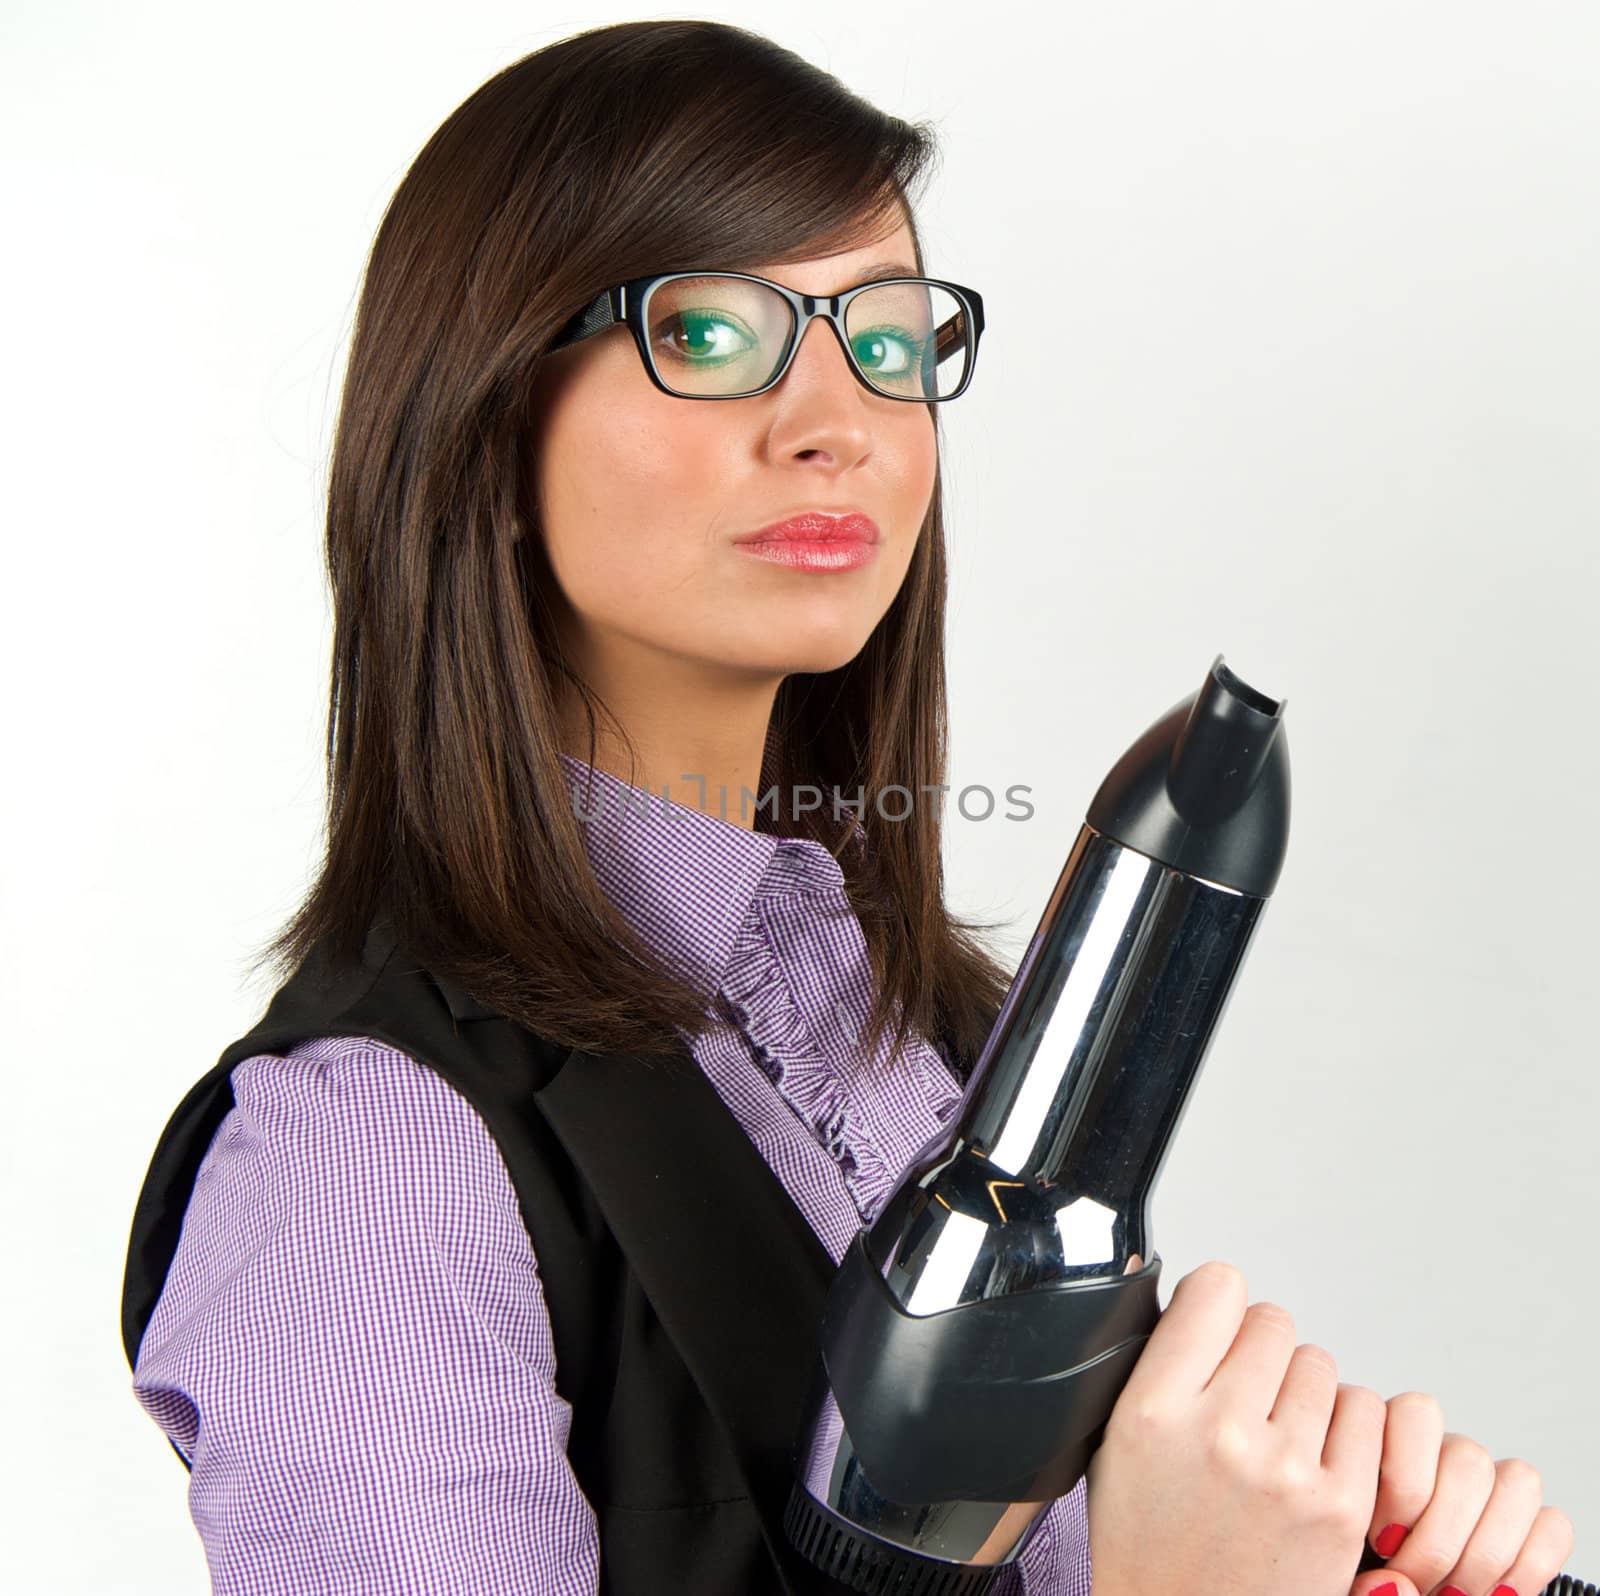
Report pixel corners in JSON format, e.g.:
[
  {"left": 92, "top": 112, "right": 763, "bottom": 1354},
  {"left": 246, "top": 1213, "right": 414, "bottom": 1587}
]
[{"left": 782, "top": 655, "right": 1592, "bottom": 1596}]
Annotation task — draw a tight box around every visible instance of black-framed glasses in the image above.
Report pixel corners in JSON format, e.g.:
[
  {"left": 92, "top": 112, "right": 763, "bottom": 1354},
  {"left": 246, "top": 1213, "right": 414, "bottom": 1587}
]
[{"left": 548, "top": 270, "right": 985, "bottom": 402}]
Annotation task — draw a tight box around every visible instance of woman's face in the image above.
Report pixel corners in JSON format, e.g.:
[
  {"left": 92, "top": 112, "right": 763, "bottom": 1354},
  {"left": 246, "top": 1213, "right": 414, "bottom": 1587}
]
[{"left": 529, "top": 216, "right": 937, "bottom": 714}]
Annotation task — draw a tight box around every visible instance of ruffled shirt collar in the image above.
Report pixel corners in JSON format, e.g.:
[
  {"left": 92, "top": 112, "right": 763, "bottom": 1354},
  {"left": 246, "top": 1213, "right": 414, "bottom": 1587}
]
[{"left": 557, "top": 751, "right": 862, "bottom": 997}]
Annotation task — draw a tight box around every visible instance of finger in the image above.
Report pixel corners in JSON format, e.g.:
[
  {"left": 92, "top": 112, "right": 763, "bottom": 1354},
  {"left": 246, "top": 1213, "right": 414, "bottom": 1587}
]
[
  {"left": 1267, "top": 1341, "right": 1341, "bottom": 1452},
  {"left": 1366, "top": 1391, "right": 1445, "bottom": 1561},
  {"left": 1430, "top": 1460, "right": 1552, "bottom": 1596},
  {"left": 1120, "top": 1260, "right": 1249, "bottom": 1406},
  {"left": 1489, "top": 1503, "right": 1577, "bottom": 1596},
  {"left": 1381, "top": 1432, "right": 1495, "bottom": 1596},
  {"left": 1351, "top": 1575, "right": 1422, "bottom": 1596},
  {"left": 1321, "top": 1381, "right": 1387, "bottom": 1507},
  {"left": 1204, "top": 1299, "right": 1300, "bottom": 1418}
]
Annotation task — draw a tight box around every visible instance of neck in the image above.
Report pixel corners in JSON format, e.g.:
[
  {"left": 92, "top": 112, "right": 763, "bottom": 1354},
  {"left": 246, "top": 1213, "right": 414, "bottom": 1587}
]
[{"left": 557, "top": 657, "right": 783, "bottom": 833}]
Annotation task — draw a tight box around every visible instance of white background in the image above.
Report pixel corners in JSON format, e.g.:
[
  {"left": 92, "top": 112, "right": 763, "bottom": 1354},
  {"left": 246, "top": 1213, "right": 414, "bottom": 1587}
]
[{"left": 3, "top": 2, "right": 1596, "bottom": 1590}]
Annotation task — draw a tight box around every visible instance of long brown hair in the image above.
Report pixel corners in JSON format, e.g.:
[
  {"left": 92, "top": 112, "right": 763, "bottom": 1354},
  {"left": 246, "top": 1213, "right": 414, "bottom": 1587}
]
[{"left": 252, "top": 19, "right": 1016, "bottom": 1078}]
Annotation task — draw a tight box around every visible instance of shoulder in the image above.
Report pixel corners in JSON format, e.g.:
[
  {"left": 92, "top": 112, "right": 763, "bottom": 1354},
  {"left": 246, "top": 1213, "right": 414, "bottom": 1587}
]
[
  {"left": 223, "top": 1030, "right": 533, "bottom": 1245},
  {"left": 181, "top": 1034, "right": 551, "bottom": 1362},
  {"left": 224, "top": 1032, "right": 513, "bottom": 1187}
]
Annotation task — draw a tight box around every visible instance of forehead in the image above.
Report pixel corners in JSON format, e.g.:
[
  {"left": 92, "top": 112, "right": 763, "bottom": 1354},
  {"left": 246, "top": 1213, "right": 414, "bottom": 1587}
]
[
  {"left": 746, "top": 229, "right": 922, "bottom": 296},
  {"left": 704, "top": 184, "right": 914, "bottom": 282}
]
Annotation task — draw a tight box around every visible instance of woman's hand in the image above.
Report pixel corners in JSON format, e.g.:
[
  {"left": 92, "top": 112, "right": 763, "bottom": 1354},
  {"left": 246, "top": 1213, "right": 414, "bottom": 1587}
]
[
  {"left": 1355, "top": 1390, "right": 1575, "bottom": 1596},
  {"left": 1085, "top": 1258, "right": 1389, "bottom": 1596}
]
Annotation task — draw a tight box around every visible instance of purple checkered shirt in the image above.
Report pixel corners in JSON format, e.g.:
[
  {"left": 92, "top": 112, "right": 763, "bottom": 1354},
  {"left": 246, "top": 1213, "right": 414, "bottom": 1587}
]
[{"left": 131, "top": 752, "right": 1093, "bottom": 1594}]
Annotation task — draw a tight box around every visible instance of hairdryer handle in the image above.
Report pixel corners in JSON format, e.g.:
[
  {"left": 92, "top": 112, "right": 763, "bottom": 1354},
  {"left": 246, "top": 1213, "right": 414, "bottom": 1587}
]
[{"left": 821, "top": 1232, "right": 1164, "bottom": 1504}]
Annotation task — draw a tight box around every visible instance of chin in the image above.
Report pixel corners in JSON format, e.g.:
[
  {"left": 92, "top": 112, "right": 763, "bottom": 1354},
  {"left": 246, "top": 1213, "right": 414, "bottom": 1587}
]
[{"left": 750, "top": 631, "right": 875, "bottom": 676}]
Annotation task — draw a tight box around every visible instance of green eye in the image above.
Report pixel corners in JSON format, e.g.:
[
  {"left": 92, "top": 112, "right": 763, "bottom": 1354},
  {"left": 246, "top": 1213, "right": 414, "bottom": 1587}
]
[
  {"left": 852, "top": 325, "right": 926, "bottom": 380},
  {"left": 657, "top": 310, "right": 756, "bottom": 365}
]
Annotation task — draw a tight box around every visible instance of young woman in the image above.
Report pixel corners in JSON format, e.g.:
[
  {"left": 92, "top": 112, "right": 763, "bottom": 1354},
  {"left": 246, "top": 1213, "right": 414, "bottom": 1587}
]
[{"left": 121, "top": 20, "right": 1572, "bottom": 1596}]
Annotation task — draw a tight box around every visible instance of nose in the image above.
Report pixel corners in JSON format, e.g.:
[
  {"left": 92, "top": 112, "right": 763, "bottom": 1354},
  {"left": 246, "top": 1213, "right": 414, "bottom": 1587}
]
[
  {"left": 762, "top": 308, "right": 877, "bottom": 466},
  {"left": 780, "top": 307, "right": 868, "bottom": 396}
]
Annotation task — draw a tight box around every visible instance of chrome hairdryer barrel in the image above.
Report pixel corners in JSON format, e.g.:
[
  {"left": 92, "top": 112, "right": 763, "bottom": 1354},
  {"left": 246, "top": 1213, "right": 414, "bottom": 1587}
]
[{"left": 784, "top": 655, "right": 1291, "bottom": 1595}]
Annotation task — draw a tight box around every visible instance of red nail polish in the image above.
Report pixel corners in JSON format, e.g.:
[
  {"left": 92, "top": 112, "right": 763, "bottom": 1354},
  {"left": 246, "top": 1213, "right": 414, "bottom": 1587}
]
[
  {"left": 1489, "top": 1586, "right": 1519, "bottom": 1596},
  {"left": 1440, "top": 1587, "right": 1469, "bottom": 1596},
  {"left": 1371, "top": 1583, "right": 1399, "bottom": 1596},
  {"left": 1374, "top": 1522, "right": 1409, "bottom": 1557}
]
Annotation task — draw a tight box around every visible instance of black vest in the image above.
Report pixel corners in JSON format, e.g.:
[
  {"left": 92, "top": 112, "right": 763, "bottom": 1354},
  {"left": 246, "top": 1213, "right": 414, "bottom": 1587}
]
[{"left": 121, "top": 918, "right": 985, "bottom": 1594}]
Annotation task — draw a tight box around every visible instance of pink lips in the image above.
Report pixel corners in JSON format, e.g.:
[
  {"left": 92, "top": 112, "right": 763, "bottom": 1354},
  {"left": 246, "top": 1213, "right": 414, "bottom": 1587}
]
[
  {"left": 733, "top": 511, "right": 880, "bottom": 545},
  {"left": 732, "top": 511, "right": 881, "bottom": 572}
]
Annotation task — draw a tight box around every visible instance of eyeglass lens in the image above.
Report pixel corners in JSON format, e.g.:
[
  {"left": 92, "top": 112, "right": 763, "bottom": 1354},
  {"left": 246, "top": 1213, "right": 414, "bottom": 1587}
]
[{"left": 643, "top": 275, "right": 972, "bottom": 399}]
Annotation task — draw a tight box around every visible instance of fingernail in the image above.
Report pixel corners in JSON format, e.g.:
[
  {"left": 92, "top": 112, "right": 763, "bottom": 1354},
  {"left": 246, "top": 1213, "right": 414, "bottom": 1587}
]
[
  {"left": 1371, "top": 1583, "right": 1399, "bottom": 1596},
  {"left": 1374, "top": 1522, "right": 1410, "bottom": 1557},
  {"left": 1489, "top": 1586, "right": 1519, "bottom": 1596},
  {"left": 1440, "top": 1587, "right": 1469, "bottom": 1596}
]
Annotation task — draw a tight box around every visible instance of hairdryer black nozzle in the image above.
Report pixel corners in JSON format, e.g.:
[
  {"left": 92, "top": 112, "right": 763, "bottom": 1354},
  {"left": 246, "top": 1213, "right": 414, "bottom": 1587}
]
[
  {"left": 1087, "top": 653, "right": 1290, "bottom": 897},
  {"left": 1167, "top": 656, "right": 1285, "bottom": 829}
]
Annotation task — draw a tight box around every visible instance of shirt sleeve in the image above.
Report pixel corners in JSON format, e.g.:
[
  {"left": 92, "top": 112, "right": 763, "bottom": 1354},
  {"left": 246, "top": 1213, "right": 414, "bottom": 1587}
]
[
  {"left": 1019, "top": 1477, "right": 1095, "bottom": 1593},
  {"left": 130, "top": 1033, "right": 601, "bottom": 1596}
]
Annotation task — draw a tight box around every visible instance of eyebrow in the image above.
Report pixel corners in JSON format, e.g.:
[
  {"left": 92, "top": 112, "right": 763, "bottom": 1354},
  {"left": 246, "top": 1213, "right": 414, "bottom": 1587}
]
[
  {"left": 734, "top": 259, "right": 923, "bottom": 292},
  {"left": 852, "top": 260, "right": 922, "bottom": 284}
]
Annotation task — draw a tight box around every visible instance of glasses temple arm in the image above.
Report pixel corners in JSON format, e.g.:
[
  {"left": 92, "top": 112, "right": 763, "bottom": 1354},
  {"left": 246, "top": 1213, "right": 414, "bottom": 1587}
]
[{"left": 550, "top": 286, "right": 622, "bottom": 351}]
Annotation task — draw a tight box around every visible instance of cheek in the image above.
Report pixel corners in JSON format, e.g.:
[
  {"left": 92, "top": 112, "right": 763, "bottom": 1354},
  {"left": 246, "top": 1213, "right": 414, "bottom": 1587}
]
[
  {"left": 907, "top": 411, "right": 939, "bottom": 493},
  {"left": 886, "top": 416, "right": 939, "bottom": 573},
  {"left": 540, "top": 390, "right": 726, "bottom": 617}
]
